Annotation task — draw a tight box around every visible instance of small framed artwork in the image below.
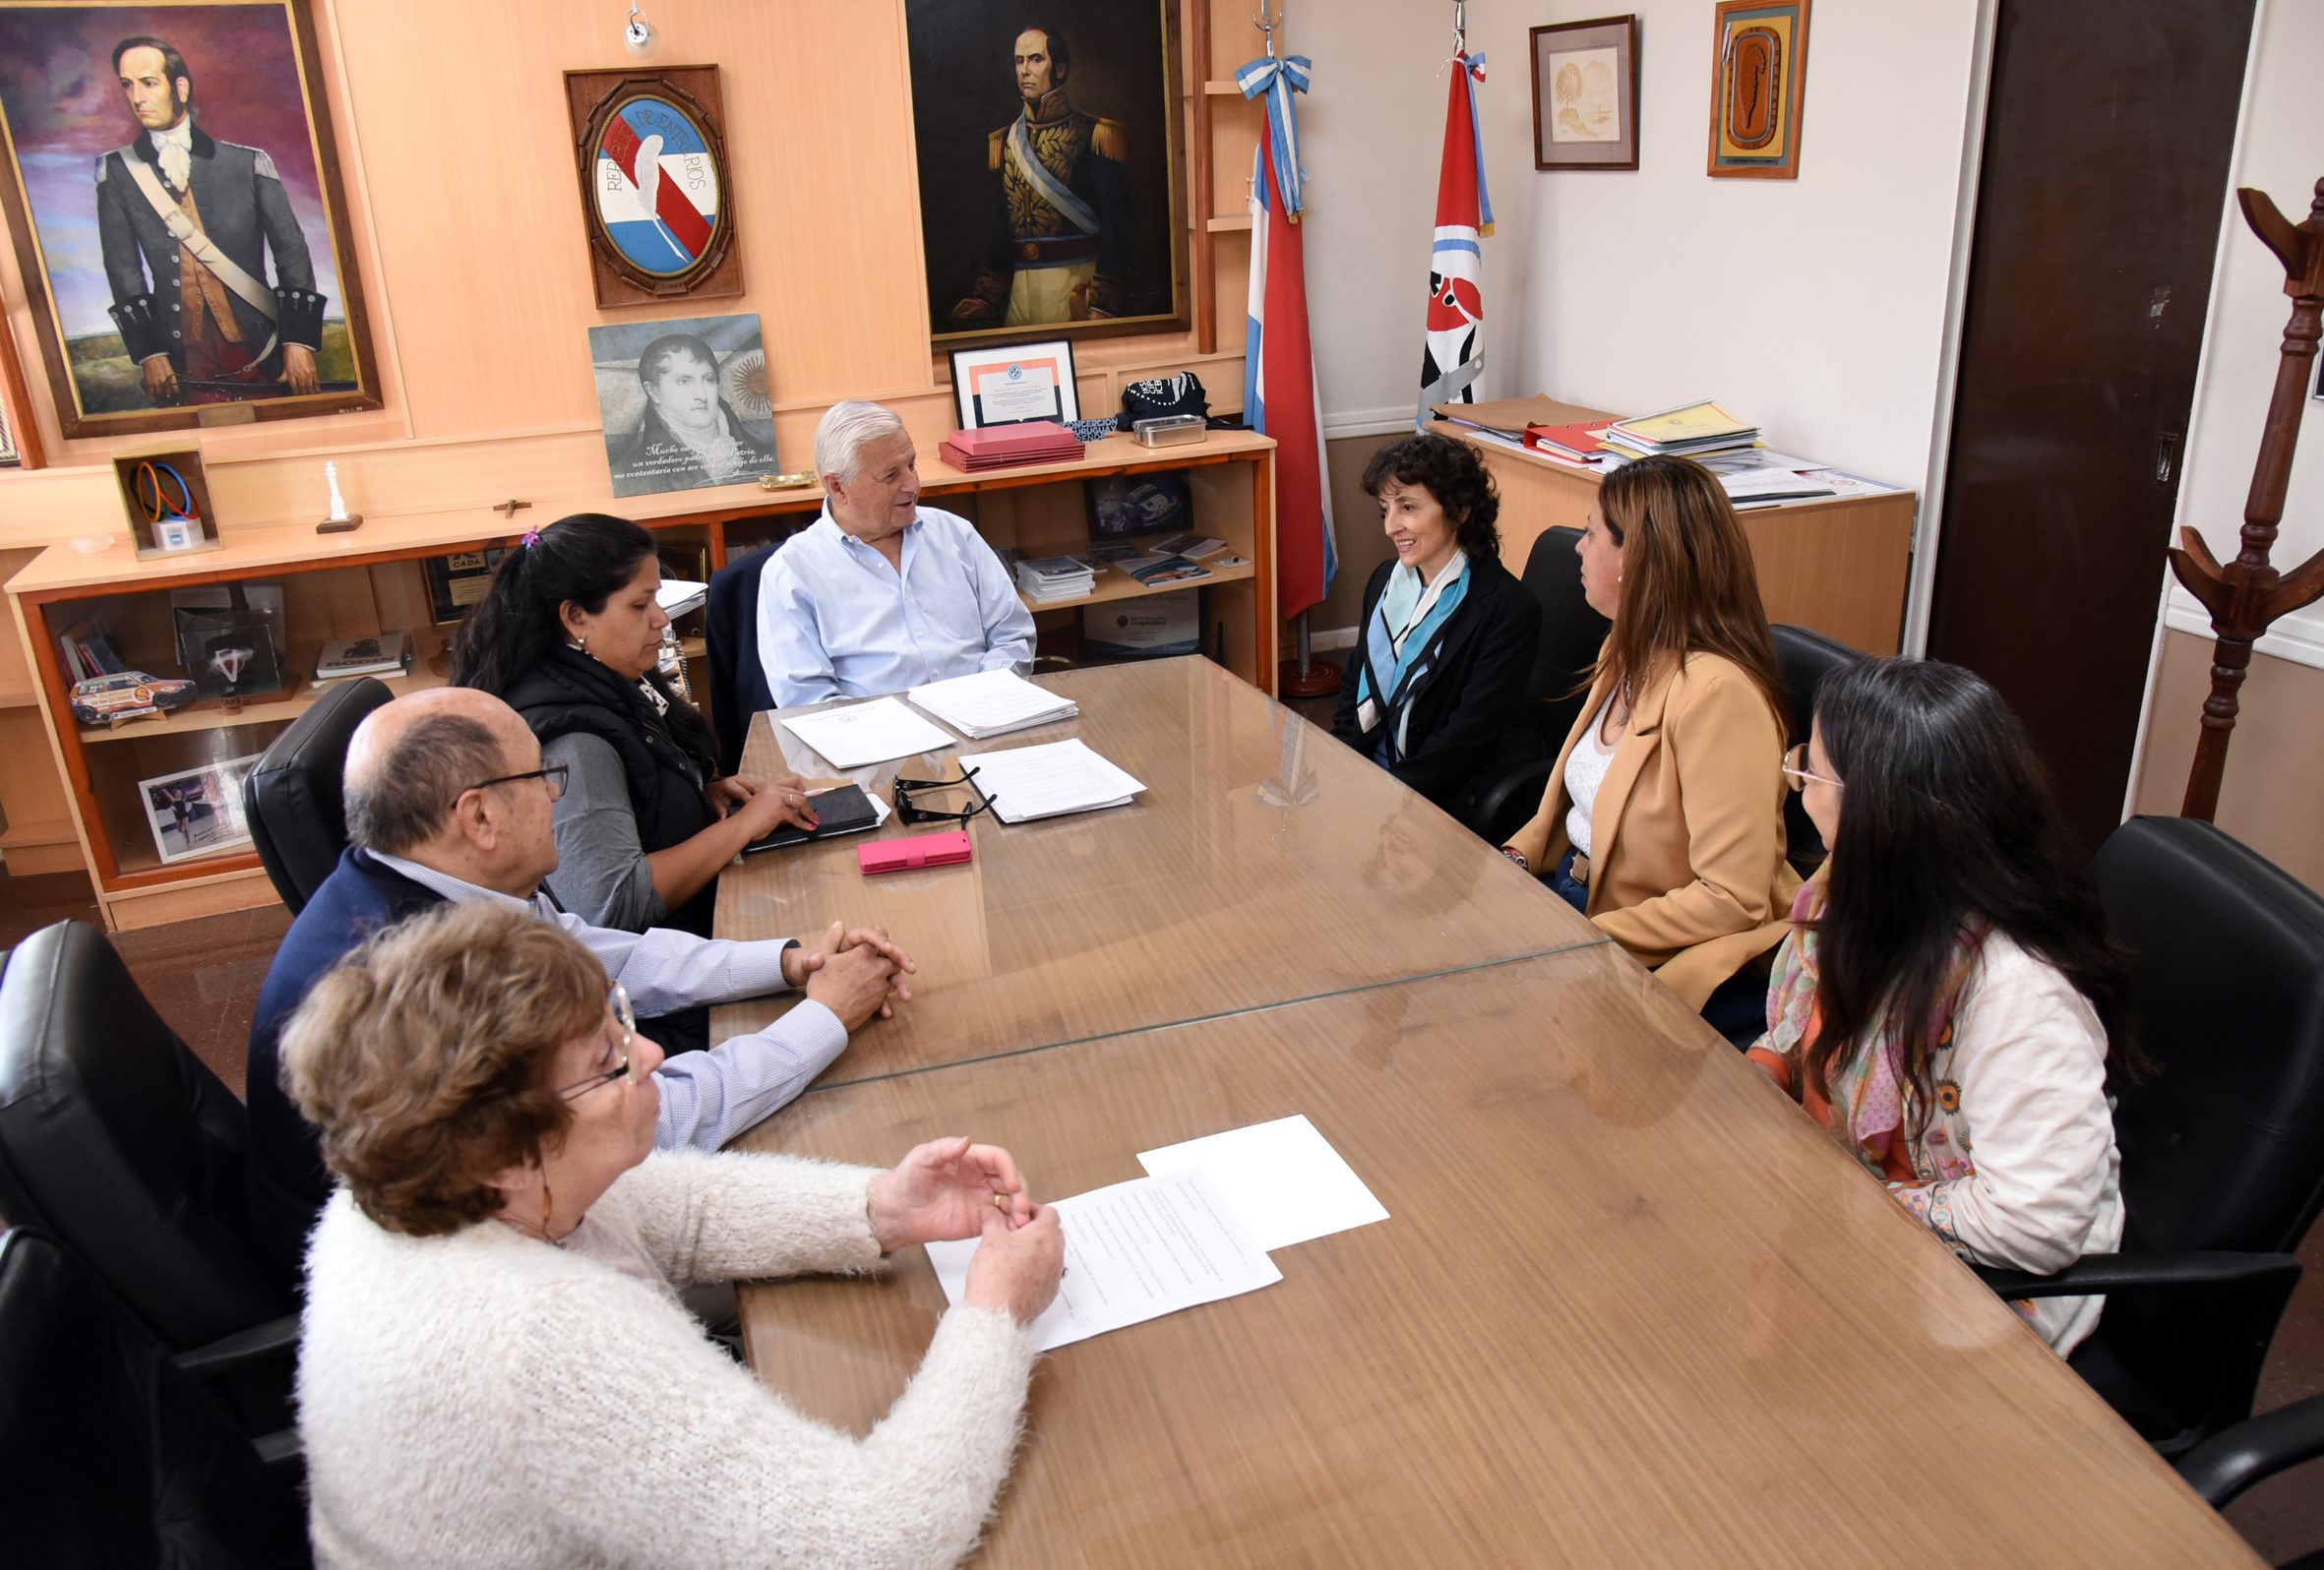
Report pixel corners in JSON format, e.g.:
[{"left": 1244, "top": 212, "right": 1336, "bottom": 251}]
[
  {"left": 139, "top": 751, "right": 262, "bottom": 865},
  {"left": 1706, "top": 0, "right": 1810, "bottom": 179},
  {"left": 587, "top": 314, "right": 780, "bottom": 497},
  {"left": 950, "top": 339, "right": 1080, "bottom": 429},
  {"left": 565, "top": 65, "right": 739, "bottom": 308},
  {"left": 1531, "top": 16, "right": 1640, "bottom": 171}
]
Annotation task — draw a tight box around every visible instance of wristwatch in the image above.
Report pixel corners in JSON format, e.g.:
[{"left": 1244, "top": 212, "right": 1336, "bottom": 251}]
[{"left": 1500, "top": 848, "right": 1528, "bottom": 870}]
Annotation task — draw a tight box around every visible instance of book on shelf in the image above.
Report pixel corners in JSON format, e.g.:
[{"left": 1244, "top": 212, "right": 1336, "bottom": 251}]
[
  {"left": 1126, "top": 556, "right": 1211, "bottom": 586},
  {"left": 423, "top": 550, "right": 503, "bottom": 626},
  {"left": 1014, "top": 554, "right": 1096, "bottom": 602},
  {"left": 314, "top": 634, "right": 411, "bottom": 682},
  {"left": 1148, "top": 533, "right": 1227, "bottom": 560}
]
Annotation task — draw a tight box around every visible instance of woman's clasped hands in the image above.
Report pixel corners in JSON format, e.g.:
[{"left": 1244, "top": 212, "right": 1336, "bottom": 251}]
[{"left": 867, "top": 1135, "right": 1064, "bottom": 1327}]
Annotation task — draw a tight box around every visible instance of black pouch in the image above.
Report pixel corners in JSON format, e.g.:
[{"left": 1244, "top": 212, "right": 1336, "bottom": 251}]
[{"left": 1121, "top": 373, "right": 1243, "bottom": 431}]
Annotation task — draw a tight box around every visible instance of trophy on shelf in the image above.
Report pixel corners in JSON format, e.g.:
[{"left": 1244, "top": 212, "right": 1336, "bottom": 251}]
[{"left": 208, "top": 644, "right": 255, "bottom": 713}]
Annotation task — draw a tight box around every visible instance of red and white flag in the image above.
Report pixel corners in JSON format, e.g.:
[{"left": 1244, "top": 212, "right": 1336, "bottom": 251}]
[
  {"left": 1241, "top": 53, "right": 1336, "bottom": 620},
  {"left": 1417, "top": 53, "right": 1495, "bottom": 428}
]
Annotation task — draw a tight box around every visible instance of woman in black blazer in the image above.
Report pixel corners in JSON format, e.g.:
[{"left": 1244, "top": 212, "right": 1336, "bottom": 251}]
[{"left": 1332, "top": 433, "right": 1541, "bottom": 826}]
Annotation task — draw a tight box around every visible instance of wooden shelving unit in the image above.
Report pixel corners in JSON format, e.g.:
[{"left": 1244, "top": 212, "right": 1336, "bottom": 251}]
[{"left": 5, "top": 431, "right": 1275, "bottom": 930}]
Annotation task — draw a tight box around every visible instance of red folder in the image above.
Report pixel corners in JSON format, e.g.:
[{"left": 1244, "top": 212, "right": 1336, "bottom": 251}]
[
  {"left": 858, "top": 830, "right": 973, "bottom": 875},
  {"left": 1523, "top": 419, "right": 1617, "bottom": 460},
  {"left": 940, "top": 422, "right": 1082, "bottom": 471}
]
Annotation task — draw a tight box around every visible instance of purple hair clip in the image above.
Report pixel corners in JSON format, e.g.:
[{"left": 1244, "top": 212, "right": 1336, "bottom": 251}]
[{"left": 520, "top": 523, "right": 543, "bottom": 547}]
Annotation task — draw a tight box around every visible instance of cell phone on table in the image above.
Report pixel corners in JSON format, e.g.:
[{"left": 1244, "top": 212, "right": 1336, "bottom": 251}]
[{"left": 741, "top": 783, "right": 879, "bottom": 854}]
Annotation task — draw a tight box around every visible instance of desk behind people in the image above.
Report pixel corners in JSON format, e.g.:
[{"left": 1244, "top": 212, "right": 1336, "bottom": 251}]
[
  {"left": 713, "top": 658, "right": 1601, "bottom": 1087},
  {"left": 757, "top": 399, "right": 1036, "bottom": 708}
]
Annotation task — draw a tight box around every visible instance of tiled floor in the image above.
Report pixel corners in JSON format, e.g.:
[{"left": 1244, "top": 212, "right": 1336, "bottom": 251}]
[{"left": 0, "top": 856, "right": 2316, "bottom": 1557}]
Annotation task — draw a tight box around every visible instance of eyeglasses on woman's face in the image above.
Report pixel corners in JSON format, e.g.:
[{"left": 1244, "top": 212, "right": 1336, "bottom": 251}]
[
  {"left": 555, "top": 983, "right": 639, "bottom": 1100},
  {"left": 1782, "top": 743, "right": 1845, "bottom": 794}
]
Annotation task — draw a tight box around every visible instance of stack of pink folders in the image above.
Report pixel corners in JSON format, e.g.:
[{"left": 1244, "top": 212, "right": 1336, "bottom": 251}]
[{"left": 938, "top": 422, "right": 1083, "bottom": 471}]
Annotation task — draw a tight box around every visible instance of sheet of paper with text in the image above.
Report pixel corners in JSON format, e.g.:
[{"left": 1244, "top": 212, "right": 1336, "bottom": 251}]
[{"left": 924, "top": 1169, "right": 1280, "bottom": 1353}]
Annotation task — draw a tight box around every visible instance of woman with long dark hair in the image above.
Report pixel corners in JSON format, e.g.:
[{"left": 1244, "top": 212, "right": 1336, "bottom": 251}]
[
  {"left": 1499, "top": 454, "right": 1796, "bottom": 1033},
  {"left": 1331, "top": 434, "right": 1541, "bottom": 827},
  {"left": 455, "top": 514, "right": 815, "bottom": 945},
  {"left": 1745, "top": 658, "right": 2134, "bottom": 1353}
]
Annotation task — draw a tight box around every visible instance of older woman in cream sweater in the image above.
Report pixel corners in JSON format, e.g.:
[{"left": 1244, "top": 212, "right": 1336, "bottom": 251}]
[{"left": 282, "top": 900, "right": 1063, "bottom": 1569}]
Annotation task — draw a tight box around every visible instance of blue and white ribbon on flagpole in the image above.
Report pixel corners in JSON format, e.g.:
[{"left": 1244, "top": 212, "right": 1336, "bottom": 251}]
[
  {"left": 1235, "top": 53, "right": 1314, "bottom": 216},
  {"left": 1461, "top": 53, "right": 1495, "bottom": 233}
]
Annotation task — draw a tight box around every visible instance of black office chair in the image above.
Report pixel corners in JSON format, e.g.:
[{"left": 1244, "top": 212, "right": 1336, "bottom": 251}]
[
  {"left": 1471, "top": 526, "right": 1612, "bottom": 845},
  {"left": 245, "top": 674, "right": 395, "bottom": 914},
  {"left": 0, "top": 921, "right": 300, "bottom": 1436},
  {"left": 0, "top": 1228, "right": 310, "bottom": 1568},
  {"left": 2176, "top": 1392, "right": 2324, "bottom": 1567},
  {"left": 1971, "top": 816, "right": 2324, "bottom": 1458},
  {"left": 1768, "top": 624, "right": 1865, "bottom": 874},
  {"left": 705, "top": 543, "right": 782, "bottom": 776}
]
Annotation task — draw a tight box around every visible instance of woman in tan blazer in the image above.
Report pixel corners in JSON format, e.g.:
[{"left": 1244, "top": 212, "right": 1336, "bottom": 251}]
[{"left": 1500, "top": 455, "right": 1799, "bottom": 1032}]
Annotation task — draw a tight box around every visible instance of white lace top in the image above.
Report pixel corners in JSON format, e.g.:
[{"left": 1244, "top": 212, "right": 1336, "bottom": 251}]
[{"left": 1562, "top": 697, "right": 1621, "bottom": 858}]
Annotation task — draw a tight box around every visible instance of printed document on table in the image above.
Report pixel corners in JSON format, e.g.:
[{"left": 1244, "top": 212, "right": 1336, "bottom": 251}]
[
  {"left": 778, "top": 697, "right": 956, "bottom": 769},
  {"left": 952, "top": 738, "right": 1146, "bottom": 822},
  {"left": 907, "top": 669, "right": 1077, "bottom": 739},
  {"left": 924, "top": 1169, "right": 1281, "bottom": 1353},
  {"left": 1137, "top": 1115, "right": 1390, "bottom": 1251}
]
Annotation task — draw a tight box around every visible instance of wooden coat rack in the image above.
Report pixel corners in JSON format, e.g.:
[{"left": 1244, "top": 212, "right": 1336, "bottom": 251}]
[{"left": 2169, "top": 176, "right": 2324, "bottom": 820}]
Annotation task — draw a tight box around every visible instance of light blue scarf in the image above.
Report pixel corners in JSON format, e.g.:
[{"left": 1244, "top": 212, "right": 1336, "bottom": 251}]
[{"left": 1357, "top": 558, "right": 1471, "bottom": 763}]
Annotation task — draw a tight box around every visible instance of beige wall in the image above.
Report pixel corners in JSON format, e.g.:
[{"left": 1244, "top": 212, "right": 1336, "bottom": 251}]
[
  {"left": 0, "top": 0, "right": 1266, "bottom": 543},
  {"left": 2132, "top": 633, "right": 2324, "bottom": 895}
]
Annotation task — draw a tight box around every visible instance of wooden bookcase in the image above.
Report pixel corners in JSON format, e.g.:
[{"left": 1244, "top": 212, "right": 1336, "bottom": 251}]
[{"left": 4, "top": 430, "right": 1275, "bottom": 930}]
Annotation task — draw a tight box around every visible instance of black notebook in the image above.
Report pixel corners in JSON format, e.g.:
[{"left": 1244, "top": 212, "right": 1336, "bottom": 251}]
[{"left": 742, "top": 783, "right": 880, "bottom": 854}]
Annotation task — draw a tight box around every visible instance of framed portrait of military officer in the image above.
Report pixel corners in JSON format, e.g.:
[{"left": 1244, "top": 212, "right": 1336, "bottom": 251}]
[
  {"left": 907, "top": 0, "right": 1189, "bottom": 347},
  {"left": 0, "top": 0, "right": 381, "bottom": 438}
]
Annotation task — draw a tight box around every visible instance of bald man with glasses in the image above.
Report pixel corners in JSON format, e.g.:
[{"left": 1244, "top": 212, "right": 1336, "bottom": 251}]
[{"left": 242, "top": 686, "right": 915, "bottom": 1289}]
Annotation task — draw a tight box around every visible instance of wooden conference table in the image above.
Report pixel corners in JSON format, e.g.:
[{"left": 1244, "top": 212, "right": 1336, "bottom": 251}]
[{"left": 715, "top": 659, "right": 2254, "bottom": 1568}]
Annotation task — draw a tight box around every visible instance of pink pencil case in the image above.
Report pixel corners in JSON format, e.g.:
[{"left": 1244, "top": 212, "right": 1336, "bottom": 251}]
[{"left": 859, "top": 830, "right": 973, "bottom": 875}]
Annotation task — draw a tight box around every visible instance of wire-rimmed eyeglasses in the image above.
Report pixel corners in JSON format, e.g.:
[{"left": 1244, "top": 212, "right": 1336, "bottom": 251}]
[
  {"left": 1781, "top": 744, "right": 1844, "bottom": 794},
  {"left": 555, "top": 983, "right": 639, "bottom": 1100},
  {"left": 462, "top": 761, "right": 570, "bottom": 803},
  {"left": 892, "top": 765, "right": 998, "bottom": 827}
]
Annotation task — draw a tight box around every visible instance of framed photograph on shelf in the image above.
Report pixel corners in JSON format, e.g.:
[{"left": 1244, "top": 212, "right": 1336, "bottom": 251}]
[
  {"left": 423, "top": 549, "right": 504, "bottom": 626},
  {"left": 0, "top": 0, "right": 383, "bottom": 438},
  {"left": 1706, "top": 0, "right": 1810, "bottom": 179},
  {"left": 1085, "top": 470, "right": 1188, "bottom": 536},
  {"left": 1531, "top": 16, "right": 1639, "bottom": 171},
  {"left": 908, "top": 0, "right": 1188, "bottom": 347},
  {"left": 138, "top": 750, "right": 261, "bottom": 866},
  {"left": 564, "top": 64, "right": 739, "bottom": 309},
  {"left": 951, "top": 339, "right": 1079, "bottom": 430},
  {"left": 587, "top": 314, "right": 781, "bottom": 497}
]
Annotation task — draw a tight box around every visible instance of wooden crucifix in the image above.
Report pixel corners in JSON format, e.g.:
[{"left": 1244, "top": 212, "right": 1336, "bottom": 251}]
[{"left": 2169, "top": 177, "right": 2324, "bottom": 820}]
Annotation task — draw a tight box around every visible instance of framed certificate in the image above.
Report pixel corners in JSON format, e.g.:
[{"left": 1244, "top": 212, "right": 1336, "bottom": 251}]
[{"left": 950, "top": 339, "right": 1080, "bottom": 429}]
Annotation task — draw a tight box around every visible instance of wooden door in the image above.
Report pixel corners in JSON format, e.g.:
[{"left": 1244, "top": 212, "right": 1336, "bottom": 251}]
[{"left": 1927, "top": 0, "right": 2256, "bottom": 856}]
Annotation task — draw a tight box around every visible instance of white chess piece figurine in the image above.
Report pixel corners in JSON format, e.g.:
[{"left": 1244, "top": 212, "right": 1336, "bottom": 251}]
[{"left": 318, "top": 460, "right": 361, "bottom": 532}]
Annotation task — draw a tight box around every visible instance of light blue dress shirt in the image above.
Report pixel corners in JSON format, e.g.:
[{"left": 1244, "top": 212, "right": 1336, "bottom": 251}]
[
  {"left": 368, "top": 851, "right": 849, "bottom": 1151},
  {"left": 757, "top": 507, "right": 1037, "bottom": 706}
]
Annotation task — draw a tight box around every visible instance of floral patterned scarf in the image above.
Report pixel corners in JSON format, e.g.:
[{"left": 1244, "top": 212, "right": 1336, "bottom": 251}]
[{"left": 1763, "top": 879, "right": 1989, "bottom": 1179}]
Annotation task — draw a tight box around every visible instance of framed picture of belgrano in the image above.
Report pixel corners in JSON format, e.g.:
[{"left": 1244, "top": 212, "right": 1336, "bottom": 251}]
[
  {"left": 0, "top": 0, "right": 382, "bottom": 437},
  {"left": 908, "top": 0, "right": 1189, "bottom": 348}
]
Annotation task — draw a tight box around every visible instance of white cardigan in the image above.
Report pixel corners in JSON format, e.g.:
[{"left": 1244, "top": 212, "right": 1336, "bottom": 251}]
[{"left": 297, "top": 1151, "right": 1036, "bottom": 1570}]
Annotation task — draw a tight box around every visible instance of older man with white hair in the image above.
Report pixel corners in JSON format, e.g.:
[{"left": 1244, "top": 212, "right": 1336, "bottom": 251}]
[{"left": 757, "top": 399, "right": 1036, "bottom": 706}]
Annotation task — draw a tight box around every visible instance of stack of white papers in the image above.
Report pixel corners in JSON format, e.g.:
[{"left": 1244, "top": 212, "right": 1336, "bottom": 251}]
[
  {"left": 908, "top": 669, "right": 1078, "bottom": 740},
  {"left": 656, "top": 578, "right": 707, "bottom": 619},
  {"left": 1719, "top": 468, "right": 1838, "bottom": 507},
  {"left": 778, "top": 697, "right": 956, "bottom": 768},
  {"left": 952, "top": 738, "right": 1145, "bottom": 822},
  {"left": 1136, "top": 1115, "right": 1390, "bottom": 1251},
  {"left": 925, "top": 1169, "right": 1280, "bottom": 1354},
  {"left": 1014, "top": 555, "right": 1095, "bottom": 602}
]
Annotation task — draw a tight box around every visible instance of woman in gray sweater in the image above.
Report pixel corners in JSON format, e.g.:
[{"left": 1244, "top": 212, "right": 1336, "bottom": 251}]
[{"left": 283, "top": 901, "right": 1064, "bottom": 1569}]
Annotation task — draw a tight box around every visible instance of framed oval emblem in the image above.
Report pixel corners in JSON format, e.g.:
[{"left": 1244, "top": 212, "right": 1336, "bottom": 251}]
[{"left": 567, "top": 67, "right": 742, "bottom": 307}]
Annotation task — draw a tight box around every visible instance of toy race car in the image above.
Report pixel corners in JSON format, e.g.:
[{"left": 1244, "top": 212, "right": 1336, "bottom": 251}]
[{"left": 69, "top": 671, "right": 199, "bottom": 727}]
